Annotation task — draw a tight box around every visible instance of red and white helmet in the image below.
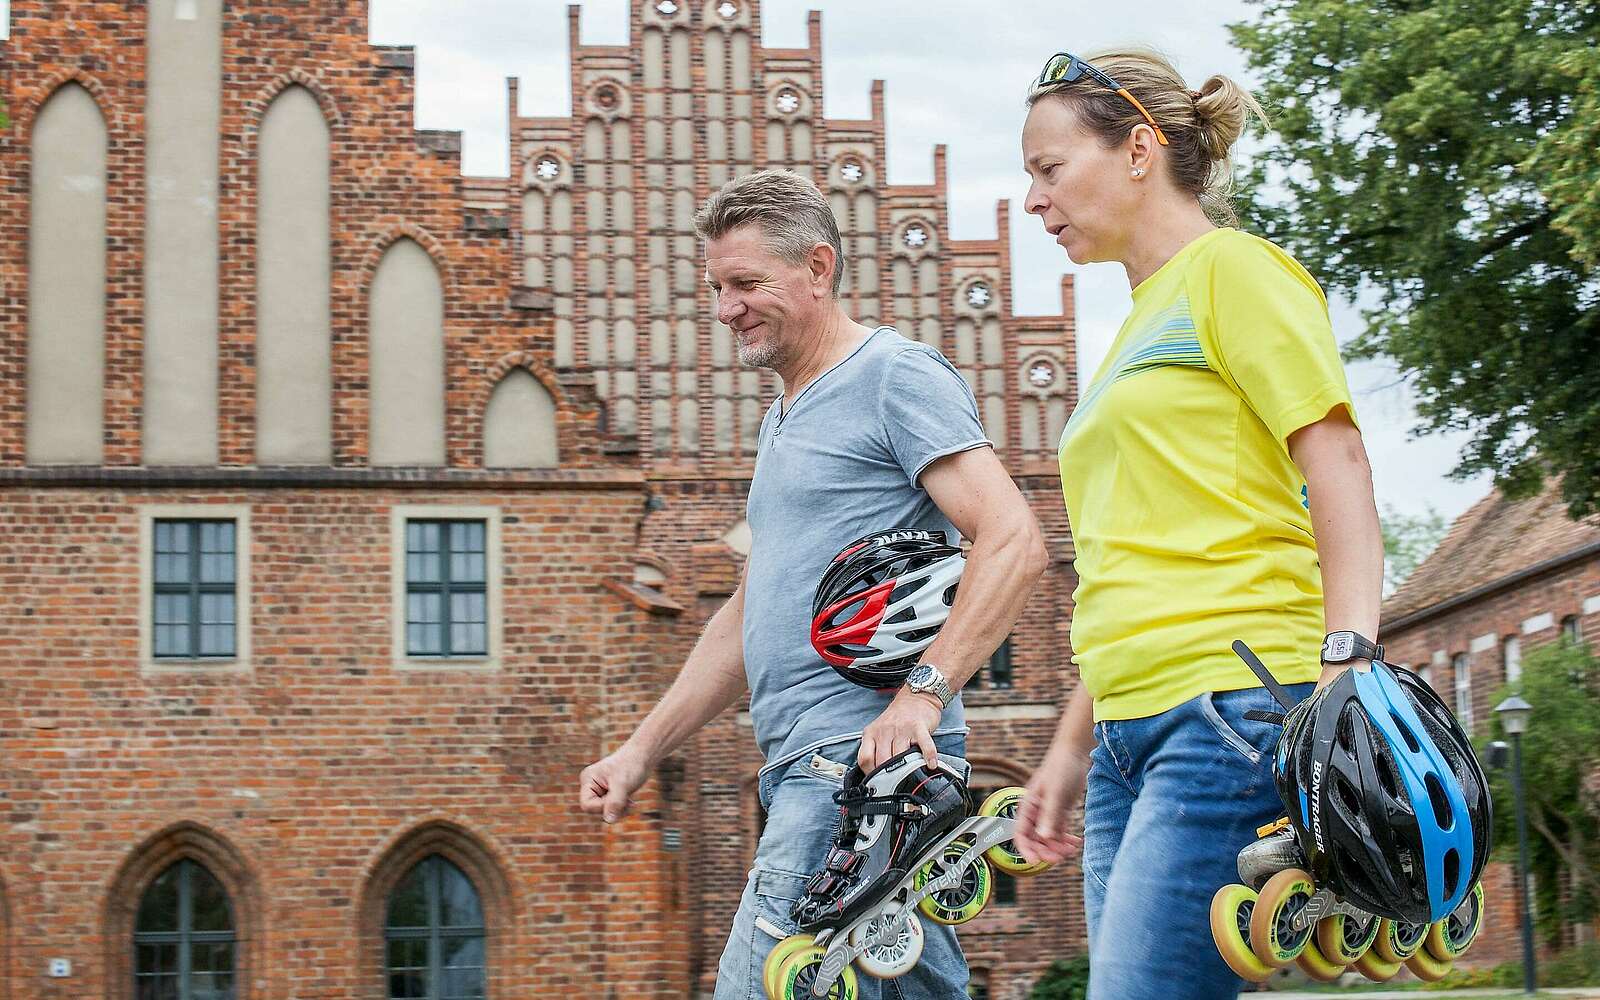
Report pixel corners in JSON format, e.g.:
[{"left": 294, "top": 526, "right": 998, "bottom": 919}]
[{"left": 810, "top": 528, "right": 965, "bottom": 689}]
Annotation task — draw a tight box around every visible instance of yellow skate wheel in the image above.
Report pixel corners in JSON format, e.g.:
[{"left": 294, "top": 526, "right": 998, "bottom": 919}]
[
  {"left": 977, "top": 787, "right": 1050, "bottom": 875},
  {"left": 1315, "top": 911, "right": 1379, "bottom": 964},
  {"left": 913, "top": 841, "right": 992, "bottom": 925},
  {"left": 1373, "top": 918, "right": 1428, "bottom": 963},
  {"left": 1352, "top": 949, "right": 1402, "bottom": 982},
  {"left": 1404, "top": 946, "right": 1453, "bottom": 982},
  {"left": 849, "top": 911, "right": 923, "bottom": 979},
  {"left": 764, "top": 934, "right": 812, "bottom": 1000},
  {"left": 1294, "top": 937, "right": 1346, "bottom": 982},
  {"left": 1248, "top": 868, "right": 1315, "bottom": 967},
  {"left": 775, "top": 944, "right": 858, "bottom": 1000},
  {"left": 1208, "top": 884, "right": 1274, "bottom": 983},
  {"left": 1426, "top": 881, "right": 1485, "bottom": 961}
]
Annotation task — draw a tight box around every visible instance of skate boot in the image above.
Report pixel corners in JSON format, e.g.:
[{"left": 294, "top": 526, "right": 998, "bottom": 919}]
[{"left": 763, "top": 749, "right": 1051, "bottom": 1000}]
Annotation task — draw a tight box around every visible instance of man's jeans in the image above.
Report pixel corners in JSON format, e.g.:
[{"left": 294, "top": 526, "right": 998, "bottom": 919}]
[
  {"left": 1082, "top": 684, "right": 1314, "bottom": 1000},
  {"left": 713, "top": 734, "right": 973, "bottom": 1000}
]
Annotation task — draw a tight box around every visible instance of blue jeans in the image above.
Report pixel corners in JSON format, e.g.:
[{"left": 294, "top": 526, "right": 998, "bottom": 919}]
[
  {"left": 1083, "top": 685, "right": 1314, "bottom": 1000},
  {"left": 714, "top": 734, "right": 973, "bottom": 1000}
]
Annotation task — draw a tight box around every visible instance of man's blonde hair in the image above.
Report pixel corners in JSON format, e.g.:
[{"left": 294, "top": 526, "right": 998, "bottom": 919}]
[{"left": 694, "top": 169, "right": 846, "bottom": 297}]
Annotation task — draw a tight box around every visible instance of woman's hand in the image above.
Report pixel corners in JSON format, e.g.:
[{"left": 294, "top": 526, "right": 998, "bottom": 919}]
[{"left": 1011, "top": 744, "right": 1089, "bottom": 865}]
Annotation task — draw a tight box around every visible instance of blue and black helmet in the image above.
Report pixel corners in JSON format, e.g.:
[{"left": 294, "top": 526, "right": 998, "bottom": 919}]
[{"left": 1272, "top": 660, "right": 1491, "bottom": 924}]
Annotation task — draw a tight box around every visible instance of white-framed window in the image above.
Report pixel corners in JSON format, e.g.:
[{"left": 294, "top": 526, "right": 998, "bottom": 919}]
[
  {"left": 139, "top": 505, "right": 252, "bottom": 674},
  {"left": 1503, "top": 635, "right": 1523, "bottom": 685},
  {"left": 391, "top": 505, "right": 503, "bottom": 671},
  {"left": 1452, "top": 652, "right": 1473, "bottom": 729}
]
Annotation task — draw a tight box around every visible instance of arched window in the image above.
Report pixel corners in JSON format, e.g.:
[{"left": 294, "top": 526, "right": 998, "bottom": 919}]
[
  {"left": 385, "top": 854, "right": 486, "bottom": 1000},
  {"left": 1561, "top": 615, "right": 1582, "bottom": 644},
  {"left": 134, "top": 859, "right": 237, "bottom": 999}
]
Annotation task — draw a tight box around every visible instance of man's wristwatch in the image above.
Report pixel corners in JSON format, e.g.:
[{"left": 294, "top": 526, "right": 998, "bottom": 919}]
[
  {"left": 905, "top": 663, "right": 955, "bottom": 708},
  {"left": 1321, "top": 631, "right": 1384, "bottom": 665}
]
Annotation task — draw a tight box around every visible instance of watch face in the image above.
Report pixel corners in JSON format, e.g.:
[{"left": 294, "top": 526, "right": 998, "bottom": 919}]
[
  {"left": 1326, "top": 634, "right": 1353, "bottom": 660},
  {"left": 907, "top": 665, "right": 934, "bottom": 688}
]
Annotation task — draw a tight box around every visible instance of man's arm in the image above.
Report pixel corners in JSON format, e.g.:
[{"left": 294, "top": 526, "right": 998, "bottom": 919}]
[
  {"left": 1287, "top": 407, "right": 1384, "bottom": 687},
  {"left": 857, "top": 445, "right": 1050, "bottom": 770},
  {"left": 579, "top": 571, "right": 749, "bottom": 823}
]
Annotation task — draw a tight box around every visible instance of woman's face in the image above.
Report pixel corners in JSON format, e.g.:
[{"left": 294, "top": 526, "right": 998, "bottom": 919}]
[{"left": 1022, "top": 98, "right": 1137, "bottom": 266}]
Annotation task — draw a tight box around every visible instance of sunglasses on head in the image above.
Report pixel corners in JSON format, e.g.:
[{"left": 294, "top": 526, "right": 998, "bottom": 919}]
[{"left": 1035, "top": 52, "right": 1170, "bottom": 147}]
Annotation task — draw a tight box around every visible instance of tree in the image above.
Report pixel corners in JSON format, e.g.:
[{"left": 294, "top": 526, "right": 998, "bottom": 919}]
[
  {"left": 1230, "top": 0, "right": 1600, "bottom": 518},
  {"left": 1030, "top": 955, "right": 1090, "bottom": 1000},
  {"left": 0, "top": 98, "right": 9, "bottom": 131},
  {"left": 1380, "top": 502, "right": 1448, "bottom": 596},
  {"left": 1482, "top": 639, "right": 1600, "bottom": 944}
]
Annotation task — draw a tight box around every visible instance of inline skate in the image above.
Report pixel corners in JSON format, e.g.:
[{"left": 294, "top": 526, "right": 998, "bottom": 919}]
[
  {"left": 1209, "top": 641, "right": 1491, "bottom": 985},
  {"left": 763, "top": 748, "right": 1051, "bottom": 1000}
]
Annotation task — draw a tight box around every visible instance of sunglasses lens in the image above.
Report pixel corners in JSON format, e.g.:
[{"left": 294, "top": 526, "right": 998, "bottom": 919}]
[{"left": 1042, "top": 53, "right": 1073, "bottom": 84}]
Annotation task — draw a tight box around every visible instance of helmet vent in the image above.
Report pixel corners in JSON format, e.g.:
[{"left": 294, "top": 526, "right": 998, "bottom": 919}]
[
  {"left": 890, "top": 578, "right": 929, "bottom": 603},
  {"left": 1391, "top": 712, "right": 1422, "bottom": 754},
  {"left": 942, "top": 584, "right": 959, "bottom": 606},
  {"left": 898, "top": 626, "right": 941, "bottom": 643},
  {"left": 1443, "top": 847, "right": 1461, "bottom": 900},
  {"left": 885, "top": 608, "right": 915, "bottom": 625},
  {"left": 1425, "top": 772, "right": 1454, "bottom": 831},
  {"left": 1335, "top": 775, "right": 1362, "bottom": 816}
]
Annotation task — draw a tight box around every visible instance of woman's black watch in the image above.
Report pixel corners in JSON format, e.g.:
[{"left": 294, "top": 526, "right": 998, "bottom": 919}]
[{"left": 1321, "top": 631, "right": 1383, "bottom": 665}]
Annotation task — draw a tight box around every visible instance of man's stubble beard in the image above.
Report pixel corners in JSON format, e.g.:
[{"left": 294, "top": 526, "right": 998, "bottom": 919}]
[{"left": 736, "top": 336, "right": 786, "bottom": 370}]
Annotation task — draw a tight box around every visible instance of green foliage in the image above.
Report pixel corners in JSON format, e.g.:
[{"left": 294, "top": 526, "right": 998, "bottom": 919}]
[
  {"left": 1480, "top": 639, "right": 1600, "bottom": 943},
  {"left": 1229, "top": 0, "right": 1600, "bottom": 518},
  {"left": 1424, "top": 940, "right": 1600, "bottom": 989},
  {"left": 0, "top": 98, "right": 9, "bottom": 131},
  {"left": 1380, "top": 503, "right": 1448, "bottom": 595},
  {"left": 1029, "top": 954, "right": 1090, "bottom": 1000}
]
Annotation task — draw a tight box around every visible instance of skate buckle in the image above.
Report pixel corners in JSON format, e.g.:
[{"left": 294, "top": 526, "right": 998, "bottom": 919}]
[{"left": 1256, "top": 816, "right": 1290, "bottom": 838}]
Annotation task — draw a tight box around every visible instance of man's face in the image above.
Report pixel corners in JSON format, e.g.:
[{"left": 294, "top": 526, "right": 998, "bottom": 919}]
[{"left": 704, "top": 224, "right": 826, "bottom": 370}]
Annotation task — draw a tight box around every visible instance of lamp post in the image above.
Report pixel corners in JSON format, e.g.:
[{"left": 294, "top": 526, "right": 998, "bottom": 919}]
[{"left": 1495, "top": 694, "right": 1536, "bottom": 996}]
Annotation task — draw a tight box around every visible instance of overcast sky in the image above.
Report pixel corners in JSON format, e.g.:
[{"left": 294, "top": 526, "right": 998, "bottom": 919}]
[{"left": 1, "top": 0, "right": 1494, "bottom": 523}]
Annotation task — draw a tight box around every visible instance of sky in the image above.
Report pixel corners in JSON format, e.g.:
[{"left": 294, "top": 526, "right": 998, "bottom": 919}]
[{"left": 0, "top": 0, "right": 1494, "bottom": 524}]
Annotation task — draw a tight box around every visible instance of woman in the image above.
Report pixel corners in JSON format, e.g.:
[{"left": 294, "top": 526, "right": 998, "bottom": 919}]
[{"left": 1010, "top": 50, "right": 1385, "bottom": 999}]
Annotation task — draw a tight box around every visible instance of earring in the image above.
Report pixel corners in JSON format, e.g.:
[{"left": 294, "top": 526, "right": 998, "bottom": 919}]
[{"left": 1131, "top": 168, "right": 1145, "bottom": 178}]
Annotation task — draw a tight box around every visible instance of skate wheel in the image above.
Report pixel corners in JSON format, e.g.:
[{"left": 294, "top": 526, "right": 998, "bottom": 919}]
[
  {"left": 1248, "top": 867, "right": 1315, "bottom": 967},
  {"left": 913, "top": 841, "right": 992, "bottom": 925},
  {"left": 1315, "top": 911, "right": 1379, "bottom": 964},
  {"left": 1373, "top": 917, "right": 1428, "bottom": 964},
  {"left": 1208, "top": 883, "right": 1274, "bottom": 983},
  {"left": 1426, "top": 881, "right": 1484, "bottom": 961},
  {"left": 1352, "top": 948, "right": 1402, "bottom": 982},
  {"left": 1404, "top": 945, "right": 1453, "bottom": 982},
  {"left": 1294, "top": 936, "right": 1346, "bottom": 982},
  {"left": 774, "top": 944, "right": 859, "bottom": 1000},
  {"left": 849, "top": 911, "right": 923, "bottom": 979},
  {"left": 977, "top": 787, "right": 1051, "bottom": 875},
  {"left": 764, "top": 934, "right": 812, "bottom": 1000}
]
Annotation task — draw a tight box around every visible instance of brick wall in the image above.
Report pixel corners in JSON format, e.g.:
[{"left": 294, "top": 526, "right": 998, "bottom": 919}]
[{"left": 1384, "top": 550, "right": 1600, "bottom": 966}]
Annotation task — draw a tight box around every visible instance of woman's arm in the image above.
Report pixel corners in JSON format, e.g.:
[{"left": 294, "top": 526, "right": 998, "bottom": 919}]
[{"left": 1287, "top": 406, "right": 1384, "bottom": 687}]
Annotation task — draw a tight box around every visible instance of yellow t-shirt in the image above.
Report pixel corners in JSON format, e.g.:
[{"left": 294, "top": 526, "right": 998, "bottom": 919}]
[{"left": 1059, "top": 228, "right": 1356, "bottom": 721}]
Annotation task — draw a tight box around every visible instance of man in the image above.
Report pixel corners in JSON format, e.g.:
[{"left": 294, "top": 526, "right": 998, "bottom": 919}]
[{"left": 578, "top": 169, "right": 1048, "bottom": 998}]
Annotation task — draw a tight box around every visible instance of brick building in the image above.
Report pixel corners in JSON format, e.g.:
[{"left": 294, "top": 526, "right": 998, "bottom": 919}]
[
  {"left": 1382, "top": 482, "right": 1600, "bottom": 965},
  {"left": 0, "top": 2, "right": 1083, "bottom": 998}
]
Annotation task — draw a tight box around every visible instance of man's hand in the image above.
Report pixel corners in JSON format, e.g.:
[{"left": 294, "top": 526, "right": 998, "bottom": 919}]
[
  {"left": 858, "top": 690, "right": 942, "bottom": 772},
  {"left": 1011, "top": 745, "right": 1088, "bottom": 866},
  {"left": 579, "top": 745, "right": 652, "bottom": 824}
]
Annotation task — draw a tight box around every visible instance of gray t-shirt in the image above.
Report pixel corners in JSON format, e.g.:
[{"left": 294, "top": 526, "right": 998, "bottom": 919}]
[{"left": 743, "top": 326, "right": 992, "bottom": 772}]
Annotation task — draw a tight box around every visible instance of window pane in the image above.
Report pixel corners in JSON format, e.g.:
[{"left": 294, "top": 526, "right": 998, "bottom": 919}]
[
  {"left": 155, "top": 622, "right": 190, "bottom": 658},
  {"left": 387, "top": 938, "right": 427, "bottom": 1000},
  {"left": 386, "top": 868, "right": 429, "bottom": 929},
  {"left": 440, "top": 863, "right": 484, "bottom": 927},
  {"left": 155, "top": 593, "right": 191, "bottom": 627},
  {"left": 189, "top": 865, "right": 234, "bottom": 932},
  {"left": 443, "top": 935, "right": 485, "bottom": 966},
  {"left": 388, "top": 970, "right": 426, "bottom": 1000},
  {"left": 443, "top": 964, "right": 487, "bottom": 1000},
  {"left": 451, "top": 549, "right": 486, "bottom": 585},
  {"left": 190, "top": 971, "right": 236, "bottom": 1000},
  {"left": 154, "top": 522, "right": 191, "bottom": 583},
  {"left": 194, "top": 940, "right": 235, "bottom": 974},
  {"left": 409, "top": 592, "right": 442, "bottom": 625},
  {"left": 200, "top": 593, "right": 235, "bottom": 626},
  {"left": 135, "top": 972, "right": 180, "bottom": 1000},
  {"left": 450, "top": 521, "right": 485, "bottom": 555},
  {"left": 200, "top": 624, "right": 235, "bottom": 657},
  {"left": 136, "top": 865, "right": 181, "bottom": 933},
  {"left": 451, "top": 622, "right": 486, "bottom": 657}
]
